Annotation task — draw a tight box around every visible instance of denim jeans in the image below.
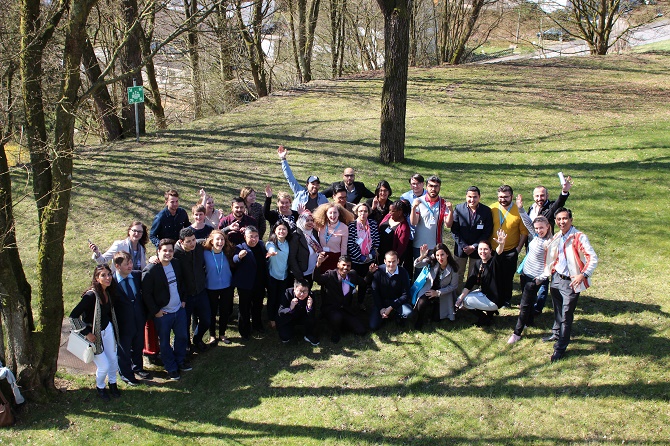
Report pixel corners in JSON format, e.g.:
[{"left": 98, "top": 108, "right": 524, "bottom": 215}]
[{"left": 154, "top": 307, "right": 187, "bottom": 373}]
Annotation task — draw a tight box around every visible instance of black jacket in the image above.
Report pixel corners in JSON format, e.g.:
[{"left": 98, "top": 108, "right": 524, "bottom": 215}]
[
  {"left": 323, "top": 181, "right": 374, "bottom": 204},
  {"left": 142, "top": 259, "right": 185, "bottom": 318},
  {"left": 173, "top": 241, "right": 207, "bottom": 297},
  {"left": 112, "top": 271, "right": 146, "bottom": 337},
  {"left": 288, "top": 227, "right": 319, "bottom": 279}
]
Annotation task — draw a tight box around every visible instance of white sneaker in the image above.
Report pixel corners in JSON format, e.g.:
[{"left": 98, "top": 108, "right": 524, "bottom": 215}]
[
  {"left": 304, "top": 336, "right": 320, "bottom": 346},
  {"left": 507, "top": 333, "right": 521, "bottom": 344}
]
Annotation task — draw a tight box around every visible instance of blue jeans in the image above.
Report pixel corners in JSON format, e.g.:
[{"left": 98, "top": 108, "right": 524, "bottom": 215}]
[
  {"left": 185, "top": 290, "right": 211, "bottom": 345},
  {"left": 369, "top": 303, "right": 413, "bottom": 331},
  {"left": 154, "top": 307, "right": 187, "bottom": 373}
]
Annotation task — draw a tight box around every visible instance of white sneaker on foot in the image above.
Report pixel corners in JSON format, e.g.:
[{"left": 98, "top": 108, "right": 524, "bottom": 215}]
[{"left": 507, "top": 333, "right": 521, "bottom": 344}]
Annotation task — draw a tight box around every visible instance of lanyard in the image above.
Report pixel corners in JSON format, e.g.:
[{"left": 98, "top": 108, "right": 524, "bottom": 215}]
[
  {"left": 211, "top": 250, "right": 224, "bottom": 276},
  {"left": 498, "top": 204, "right": 513, "bottom": 227},
  {"left": 325, "top": 221, "right": 340, "bottom": 243},
  {"left": 421, "top": 197, "right": 441, "bottom": 218}
]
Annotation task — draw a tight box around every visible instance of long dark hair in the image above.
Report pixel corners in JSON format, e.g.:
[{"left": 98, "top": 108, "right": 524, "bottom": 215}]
[
  {"left": 268, "top": 220, "right": 291, "bottom": 249},
  {"left": 430, "top": 243, "right": 459, "bottom": 272},
  {"left": 87, "top": 264, "right": 116, "bottom": 304},
  {"left": 127, "top": 220, "right": 149, "bottom": 247}
]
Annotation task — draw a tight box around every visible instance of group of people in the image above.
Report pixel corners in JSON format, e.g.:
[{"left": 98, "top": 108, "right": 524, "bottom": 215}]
[{"left": 71, "top": 145, "right": 598, "bottom": 401}]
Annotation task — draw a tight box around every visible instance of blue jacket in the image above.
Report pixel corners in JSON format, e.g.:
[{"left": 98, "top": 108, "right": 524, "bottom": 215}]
[{"left": 149, "top": 207, "right": 190, "bottom": 247}]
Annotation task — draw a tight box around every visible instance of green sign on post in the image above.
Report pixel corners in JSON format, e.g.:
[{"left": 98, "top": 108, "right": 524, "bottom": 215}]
[{"left": 127, "top": 86, "right": 144, "bottom": 104}]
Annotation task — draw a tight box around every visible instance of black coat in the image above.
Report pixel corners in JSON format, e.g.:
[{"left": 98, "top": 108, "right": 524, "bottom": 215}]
[
  {"left": 142, "top": 259, "right": 186, "bottom": 318},
  {"left": 313, "top": 268, "right": 364, "bottom": 312},
  {"left": 113, "top": 271, "right": 146, "bottom": 338},
  {"left": 288, "top": 227, "right": 319, "bottom": 279},
  {"left": 323, "top": 181, "right": 374, "bottom": 204}
]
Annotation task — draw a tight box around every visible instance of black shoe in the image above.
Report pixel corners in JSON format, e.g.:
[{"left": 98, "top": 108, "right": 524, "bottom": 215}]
[
  {"left": 135, "top": 369, "right": 152, "bottom": 379},
  {"left": 97, "top": 387, "right": 111, "bottom": 402},
  {"left": 193, "top": 341, "right": 208, "bottom": 353},
  {"left": 120, "top": 375, "right": 140, "bottom": 386},
  {"left": 168, "top": 370, "right": 181, "bottom": 381},
  {"left": 542, "top": 334, "right": 559, "bottom": 342},
  {"left": 304, "top": 335, "right": 320, "bottom": 346},
  {"left": 550, "top": 351, "right": 564, "bottom": 363},
  {"left": 179, "top": 361, "right": 193, "bottom": 372},
  {"left": 146, "top": 354, "right": 163, "bottom": 366},
  {"left": 219, "top": 336, "right": 232, "bottom": 345},
  {"left": 108, "top": 382, "right": 121, "bottom": 398}
]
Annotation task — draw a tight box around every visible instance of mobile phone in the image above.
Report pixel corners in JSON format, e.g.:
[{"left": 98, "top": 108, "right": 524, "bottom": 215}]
[{"left": 558, "top": 171, "right": 566, "bottom": 186}]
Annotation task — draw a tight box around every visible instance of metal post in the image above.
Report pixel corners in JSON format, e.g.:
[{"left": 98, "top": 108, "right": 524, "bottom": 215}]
[{"left": 133, "top": 78, "right": 140, "bottom": 143}]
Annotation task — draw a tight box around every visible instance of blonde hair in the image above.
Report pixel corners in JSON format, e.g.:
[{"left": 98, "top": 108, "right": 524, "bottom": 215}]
[{"left": 312, "top": 203, "right": 354, "bottom": 229}]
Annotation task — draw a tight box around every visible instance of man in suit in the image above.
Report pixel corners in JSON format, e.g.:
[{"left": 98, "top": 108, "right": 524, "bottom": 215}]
[
  {"left": 323, "top": 167, "right": 375, "bottom": 204},
  {"left": 369, "top": 251, "right": 413, "bottom": 331},
  {"left": 526, "top": 178, "right": 572, "bottom": 232},
  {"left": 142, "top": 238, "right": 190, "bottom": 381},
  {"left": 450, "top": 186, "right": 493, "bottom": 291},
  {"left": 113, "top": 252, "right": 150, "bottom": 386},
  {"left": 313, "top": 253, "right": 368, "bottom": 343}
]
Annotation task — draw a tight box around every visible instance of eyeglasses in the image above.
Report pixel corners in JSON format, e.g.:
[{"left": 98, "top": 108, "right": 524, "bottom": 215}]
[
  {"left": 344, "top": 174, "right": 354, "bottom": 177},
  {"left": 305, "top": 219, "right": 315, "bottom": 222},
  {"left": 130, "top": 229, "right": 144, "bottom": 233}
]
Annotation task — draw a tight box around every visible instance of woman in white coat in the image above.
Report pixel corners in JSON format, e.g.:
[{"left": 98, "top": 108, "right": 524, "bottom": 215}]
[{"left": 412, "top": 242, "right": 459, "bottom": 328}]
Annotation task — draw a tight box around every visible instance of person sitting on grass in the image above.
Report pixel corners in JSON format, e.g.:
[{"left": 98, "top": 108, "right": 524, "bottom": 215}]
[
  {"left": 368, "top": 251, "right": 413, "bottom": 331},
  {"left": 277, "top": 278, "right": 319, "bottom": 346},
  {"left": 412, "top": 243, "right": 459, "bottom": 329},
  {"left": 455, "top": 229, "right": 507, "bottom": 327}
]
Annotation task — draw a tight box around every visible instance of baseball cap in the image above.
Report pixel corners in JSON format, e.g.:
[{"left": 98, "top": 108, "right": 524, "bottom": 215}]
[{"left": 307, "top": 175, "right": 320, "bottom": 184}]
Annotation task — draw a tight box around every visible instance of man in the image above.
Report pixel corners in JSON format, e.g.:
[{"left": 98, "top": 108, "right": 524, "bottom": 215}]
[
  {"left": 219, "top": 197, "right": 257, "bottom": 246},
  {"left": 541, "top": 207, "right": 597, "bottom": 362},
  {"left": 451, "top": 186, "right": 493, "bottom": 290},
  {"left": 332, "top": 184, "right": 355, "bottom": 213},
  {"left": 173, "top": 227, "right": 211, "bottom": 353},
  {"left": 527, "top": 177, "right": 572, "bottom": 231},
  {"left": 232, "top": 226, "right": 267, "bottom": 339},
  {"left": 369, "top": 251, "right": 413, "bottom": 331},
  {"left": 277, "top": 145, "right": 328, "bottom": 212},
  {"left": 142, "top": 239, "right": 190, "bottom": 380},
  {"left": 313, "top": 253, "right": 368, "bottom": 343},
  {"left": 409, "top": 176, "right": 453, "bottom": 275},
  {"left": 150, "top": 189, "right": 190, "bottom": 247},
  {"left": 112, "top": 252, "right": 150, "bottom": 386},
  {"left": 490, "top": 185, "right": 528, "bottom": 308},
  {"left": 277, "top": 279, "right": 319, "bottom": 346},
  {"left": 400, "top": 173, "right": 427, "bottom": 269},
  {"left": 323, "top": 167, "right": 374, "bottom": 204}
]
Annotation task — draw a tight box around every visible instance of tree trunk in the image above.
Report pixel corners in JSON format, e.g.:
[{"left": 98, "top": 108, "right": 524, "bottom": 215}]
[
  {"left": 185, "top": 0, "right": 204, "bottom": 119},
  {"left": 329, "top": 0, "right": 347, "bottom": 78},
  {"left": 376, "top": 0, "right": 411, "bottom": 164},
  {"left": 82, "top": 37, "right": 123, "bottom": 141},
  {"left": 9, "top": 0, "right": 96, "bottom": 398},
  {"left": 120, "top": 0, "right": 145, "bottom": 136},
  {"left": 140, "top": 2, "right": 167, "bottom": 129},
  {"left": 234, "top": 0, "right": 269, "bottom": 97}
]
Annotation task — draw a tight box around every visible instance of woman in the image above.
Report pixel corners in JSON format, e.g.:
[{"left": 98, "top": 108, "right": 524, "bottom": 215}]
[
  {"left": 202, "top": 230, "right": 234, "bottom": 344},
  {"left": 89, "top": 221, "right": 148, "bottom": 272},
  {"left": 264, "top": 186, "right": 299, "bottom": 234},
  {"left": 199, "top": 189, "right": 223, "bottom": 228},
  {"left": 266, "top": 221, "right": 291, "bottom": 329},
  {"left": 378, "top": 199, "right": 410, "bottom": 265},
  {"left": 70, "top": 264, "right": 121, "bottom": 402},
  {"left": 347, "top": 202, "right": 380, "bottom": 303},
  {"left": 455, "top": 229, "right": 507, "bottom": 327},
  {"left": 413, "top": 243, "right": 459, "bottom": 328},
  {"left": 240, "top": 186, "right": 266, "bottom": 239},
  {"left": 508, "top": 216, "right": 552, "bottom": 344},
  {"left": 366, "top": 180, "right": 392, "bottom": 224},
  {"left": 288, "top": 212, "right": 321, "bottom": 289},
  {"left": 312, "top": 203, "right": 353, "bottom": 272}
]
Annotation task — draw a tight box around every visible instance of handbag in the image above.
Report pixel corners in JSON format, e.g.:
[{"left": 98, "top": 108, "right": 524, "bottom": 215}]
[
  {"left": 410, "top": 266, "right": 430, "bottom": 305},
  {"left": 66, "top": 330, "right": 95, "bottom": 364},
  {"left": 0, "top": 388, "right": 14, "bottom": 427}
]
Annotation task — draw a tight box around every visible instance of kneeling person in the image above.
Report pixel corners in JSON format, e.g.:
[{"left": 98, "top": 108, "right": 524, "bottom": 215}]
[
  {"left": 277, "top": 279, "right": 319, "bottom": 346},
  {"left": 369, "top": 251, "right": 413, "bottom": 331},
  {"left": 313, "top": 253, "right": 369, "bottom": 343}
]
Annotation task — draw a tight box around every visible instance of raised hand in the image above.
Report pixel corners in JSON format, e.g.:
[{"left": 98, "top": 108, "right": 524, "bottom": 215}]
[
  {"left": 277, "top": 145, "right": 287, "bottom": 160},
  {"left": 265, "top": 185, "right": 272, "bottom": 198}
]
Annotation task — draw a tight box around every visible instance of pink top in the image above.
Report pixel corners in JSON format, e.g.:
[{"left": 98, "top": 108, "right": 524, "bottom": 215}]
[{"left": 319, "top": 221, "right": 348, "bottom": 254}]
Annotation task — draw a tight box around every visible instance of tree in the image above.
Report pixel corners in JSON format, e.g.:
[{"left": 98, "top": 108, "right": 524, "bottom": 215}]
[
  {"left": 287, "top": 0, "right": 322, "bottom": 83},
  {"left": 233, "top": 0, "right": 271, "bottom": 97},
  {"left": 184, "top": 0, "right": 205, "bottom": 118},
  {"left": 327, "top": 0, "right": 347, "bottom": 77},
  {"left": 376, "top": 0, "right": 411, "bottom": 164}
]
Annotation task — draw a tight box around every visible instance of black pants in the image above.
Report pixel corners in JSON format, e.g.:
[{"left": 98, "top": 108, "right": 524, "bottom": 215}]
[
  {"left": 514, "top": 276, "right": 541, "bottom": 336},
  {"left": 496, "top": 249, "right": 519, "bottom": 306},
  {"left": 267, "top": 276, "right": 291, "bottom": 322},
  {"left": 208, "top": 287, "right": 233, "bottom": 338},
  {"left": 238, "top": 286, "right": 265, "bottom": 337},
  {"left": 414, "top": 296, "right": 440, "bottom": 329},
  {"left": 277, "top": 309, "right": 318, "bottom": 342},
  {"left": 323, "top": 306, "right": 366, "bottom": 338}
]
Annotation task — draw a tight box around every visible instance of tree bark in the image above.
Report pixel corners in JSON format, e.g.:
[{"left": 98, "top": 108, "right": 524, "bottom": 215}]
[
  {"left": 139, "top": 2, "right": 167, "bottom": 129},
  {"left": 376, "top": 0, "right": 411, "bottom": 164},
  {"left": 81, "top": 37, "right": 123, "bottom": 141},
  {"left": 234, "top": 0, "right": 269, "bottom": 97},
  {"left": 120, "top": 0, "right": 146, "bottom": 135},
  {"left": 185, "top": 0, "right": 204, "bottom": 119}
]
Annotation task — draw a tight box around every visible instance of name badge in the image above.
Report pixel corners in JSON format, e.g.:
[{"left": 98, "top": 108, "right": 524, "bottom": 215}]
[
  {"left": 357, "top": 237, "right": 364, "bottom": 245},
  {"left": 323, "top": 247, "right": 330, "bottom": 252},
  {"left": 477, "top": 223, "right": 484, "bottom": 229},
  {"left": 385, "top": 226, "right": 392, "bottom": 234}
]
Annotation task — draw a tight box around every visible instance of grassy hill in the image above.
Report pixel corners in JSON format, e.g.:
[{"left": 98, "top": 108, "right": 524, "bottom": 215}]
[{"left": 7, "top": 53, "right": 670, "bottom": 444}]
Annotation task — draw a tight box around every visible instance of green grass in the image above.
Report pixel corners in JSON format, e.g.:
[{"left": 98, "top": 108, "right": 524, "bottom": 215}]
[
  {"left": 5, "top": 53, "right": 670, "bottom": 444},
  {"left": 633, "top": 39, "right": 670, "bottom": 53}
]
